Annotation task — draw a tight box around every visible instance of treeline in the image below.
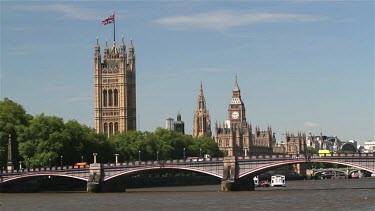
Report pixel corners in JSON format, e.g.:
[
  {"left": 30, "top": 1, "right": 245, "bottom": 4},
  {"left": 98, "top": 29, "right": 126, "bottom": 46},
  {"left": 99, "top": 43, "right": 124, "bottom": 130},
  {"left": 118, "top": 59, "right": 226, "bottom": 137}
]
[{"left": 0, "top": 98, "right": 223, "bottom": 168}]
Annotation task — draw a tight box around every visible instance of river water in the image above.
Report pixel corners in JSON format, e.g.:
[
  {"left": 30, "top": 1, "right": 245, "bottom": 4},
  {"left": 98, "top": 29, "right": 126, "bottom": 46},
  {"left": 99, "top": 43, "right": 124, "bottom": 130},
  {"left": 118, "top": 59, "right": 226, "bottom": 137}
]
[{"left": 1, "top": 178, "right": 374, "bottom": 210}]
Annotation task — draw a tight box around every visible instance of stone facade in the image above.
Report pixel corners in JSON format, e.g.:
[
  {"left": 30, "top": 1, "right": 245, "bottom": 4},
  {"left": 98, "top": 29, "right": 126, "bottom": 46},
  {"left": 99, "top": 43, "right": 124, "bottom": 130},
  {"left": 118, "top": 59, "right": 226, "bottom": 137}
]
[
  {"left": 214, "top": 77, "right": 273, "bottom": 156},
  {"left": 285, "top": 132, "right": 307, "bottom": 154},
  {"left": 94, "top": 37, "right": 136, "bottom": 136},
  {"left": 193, "top": 82, "right": 212, "bottom": 138},
  {"left": 305, "top": 133, "right": 342, "bottom": 152}
]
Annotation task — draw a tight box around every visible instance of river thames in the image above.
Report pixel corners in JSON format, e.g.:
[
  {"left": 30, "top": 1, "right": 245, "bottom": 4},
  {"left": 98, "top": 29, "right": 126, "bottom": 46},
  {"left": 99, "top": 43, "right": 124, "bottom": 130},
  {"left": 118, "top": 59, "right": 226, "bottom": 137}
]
[{"left": 1, "top": 178, "right": 374, "bottom": 210}]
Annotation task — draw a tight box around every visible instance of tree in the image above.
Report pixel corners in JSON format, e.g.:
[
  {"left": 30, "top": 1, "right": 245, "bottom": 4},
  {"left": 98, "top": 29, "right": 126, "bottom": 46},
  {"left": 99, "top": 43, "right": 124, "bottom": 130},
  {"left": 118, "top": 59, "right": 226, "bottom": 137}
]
[
  {"left": 109, "top": 128, "right": 224, "bottom": 162},
  {"left": 0, "top": 98, "right": 33, "bottom": 168},
  {"left": 306, "top": 147, "right": 318, "bottom": 154},
  {"left": 17, "top": 114, "right": 66, "bottom": 167},
  {"left": 1, "top": 99, "right": 225, "bottom": 168}
]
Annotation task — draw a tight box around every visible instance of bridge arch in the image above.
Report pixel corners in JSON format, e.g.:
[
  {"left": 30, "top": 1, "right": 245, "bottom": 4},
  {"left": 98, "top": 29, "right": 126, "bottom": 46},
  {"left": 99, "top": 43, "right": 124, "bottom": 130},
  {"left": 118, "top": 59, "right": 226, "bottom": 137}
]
[
  {"left": 104, "top": 165, "right": 222, "bottom": 181},
  {"left": 0, "top": 172, "right": 88, "bottom": 184},
  {"left": 238, "top": 159, "right": 375, "bottom": 179}
]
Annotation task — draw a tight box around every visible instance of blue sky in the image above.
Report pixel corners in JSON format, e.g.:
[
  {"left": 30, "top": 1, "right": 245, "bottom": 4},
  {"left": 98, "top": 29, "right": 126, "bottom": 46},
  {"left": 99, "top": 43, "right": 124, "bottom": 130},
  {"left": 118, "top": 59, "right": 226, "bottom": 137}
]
[{"left": 1, "top": 1, "right": 374, "bottom": 144}]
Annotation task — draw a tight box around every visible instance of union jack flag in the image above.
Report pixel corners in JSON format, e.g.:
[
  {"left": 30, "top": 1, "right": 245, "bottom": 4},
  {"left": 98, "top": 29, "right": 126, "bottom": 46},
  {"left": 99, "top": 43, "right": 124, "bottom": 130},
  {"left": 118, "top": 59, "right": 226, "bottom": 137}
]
[{"left": 102, "top": 14, "right": 114, "bottom": 25}]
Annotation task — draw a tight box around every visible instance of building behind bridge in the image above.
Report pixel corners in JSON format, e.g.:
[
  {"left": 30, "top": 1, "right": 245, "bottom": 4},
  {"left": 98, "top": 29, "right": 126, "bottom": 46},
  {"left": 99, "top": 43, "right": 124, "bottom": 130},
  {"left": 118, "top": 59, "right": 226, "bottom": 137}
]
[
  {"left": 165, "top": 113, "right": 185, "bottom": 135},
  {"left": 214, "top": 77, "right": 273, "bottom": 157}
]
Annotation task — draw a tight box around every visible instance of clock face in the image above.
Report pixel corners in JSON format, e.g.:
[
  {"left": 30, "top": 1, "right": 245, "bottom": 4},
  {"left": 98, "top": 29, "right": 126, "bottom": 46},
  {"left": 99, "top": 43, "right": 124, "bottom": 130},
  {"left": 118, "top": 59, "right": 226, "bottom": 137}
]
[{"left": 231, "top": 111, "right": 239, "bottom": 119}]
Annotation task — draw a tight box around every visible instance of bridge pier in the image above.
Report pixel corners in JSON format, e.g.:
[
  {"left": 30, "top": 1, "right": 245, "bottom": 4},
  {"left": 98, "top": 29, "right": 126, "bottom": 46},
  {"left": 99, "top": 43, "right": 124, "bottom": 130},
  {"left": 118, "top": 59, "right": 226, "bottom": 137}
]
[
  {"left": 87, "top": 162, "right": 127, "bottom": 192},
  {"left": 87, "top": 163, "right": 104, "bottom": 192},
  {"left": 221, "top": 156, "right": 254, "bottom": 191}
]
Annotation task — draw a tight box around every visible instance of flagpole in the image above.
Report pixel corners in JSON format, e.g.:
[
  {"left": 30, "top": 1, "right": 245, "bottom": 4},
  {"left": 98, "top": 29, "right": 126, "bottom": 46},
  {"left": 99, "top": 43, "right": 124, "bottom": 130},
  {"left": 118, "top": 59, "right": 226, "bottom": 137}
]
[{"left": 113, "top": 10, "right": 116, "bottom": 43}]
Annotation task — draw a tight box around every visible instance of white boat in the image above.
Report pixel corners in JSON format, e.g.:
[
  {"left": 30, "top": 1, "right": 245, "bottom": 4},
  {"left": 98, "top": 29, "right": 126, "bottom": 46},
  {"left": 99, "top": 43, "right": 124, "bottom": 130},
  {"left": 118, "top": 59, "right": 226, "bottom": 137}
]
[
  {"left": 271, "top": 175, "right": 286, "bottom": 187},
  {"left": 253, "top": 176, "right": 259, "bottom": 187}
]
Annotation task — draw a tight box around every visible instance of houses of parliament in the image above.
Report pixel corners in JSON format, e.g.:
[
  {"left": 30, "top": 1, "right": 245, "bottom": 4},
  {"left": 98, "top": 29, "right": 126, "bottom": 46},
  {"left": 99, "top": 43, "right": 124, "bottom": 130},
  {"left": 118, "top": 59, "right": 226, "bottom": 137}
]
[
  {"left": 192, "top": 78, "right": 274, "bottom": 156},
  {"left": 93, "top": 34, "right": 305, "bottom": 157}
]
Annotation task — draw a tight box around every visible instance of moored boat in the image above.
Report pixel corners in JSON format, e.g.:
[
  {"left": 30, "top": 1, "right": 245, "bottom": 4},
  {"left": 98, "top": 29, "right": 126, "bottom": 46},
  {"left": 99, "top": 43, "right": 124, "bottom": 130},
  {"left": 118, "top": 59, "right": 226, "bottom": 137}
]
[
  {"left": 253, "top": 176, "right": 259, "bottom": 187},
  {"left": 351, "top": 172, "right": 359, "bottom": 179},
  {"left": 259, "top": 180, "right": 270, "bottom": 187},
  {"left": 271, "top": 175, "right": 286, "bottom": 187}
]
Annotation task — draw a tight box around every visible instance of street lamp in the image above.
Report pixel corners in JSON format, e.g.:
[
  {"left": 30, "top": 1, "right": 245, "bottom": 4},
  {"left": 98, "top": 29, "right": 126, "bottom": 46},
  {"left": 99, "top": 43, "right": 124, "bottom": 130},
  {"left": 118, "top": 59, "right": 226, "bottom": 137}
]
[
  {"left": 19, "top": 161, "right": 22, "bottom": 170},
  {"left": 200, "top": 148, "right": 202, "bottom": 158},
  {"left": 49, "top": 158, "right": 51, "bottom": 168},
  {"left": 138, "top": 150, "right": 141, "bottom": 162},
  {"left": 81, "top": 156, "right": 84, "bottom": 162},
  {"left": 183, "top": 147, "right": 186, "bottom": 159},
  {"left": 27, "top": 158, "right": 30, "bottom": 170},
  {"left": 60, "top": 155, "right": 63, "bottom": 167},
  {"left": 157, "top": 150, "right": 159, "bottom": 161},
  {"left": 115, "top": 154, "right": 119, "bottom": 164}
]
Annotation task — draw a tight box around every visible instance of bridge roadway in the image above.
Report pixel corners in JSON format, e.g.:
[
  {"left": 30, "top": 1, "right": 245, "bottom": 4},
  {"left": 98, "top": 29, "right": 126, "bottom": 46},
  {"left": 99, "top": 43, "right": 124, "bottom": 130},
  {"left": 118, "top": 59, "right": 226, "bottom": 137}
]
[{"left": 0, "top": 153, "right": 374, "bottom": 192}]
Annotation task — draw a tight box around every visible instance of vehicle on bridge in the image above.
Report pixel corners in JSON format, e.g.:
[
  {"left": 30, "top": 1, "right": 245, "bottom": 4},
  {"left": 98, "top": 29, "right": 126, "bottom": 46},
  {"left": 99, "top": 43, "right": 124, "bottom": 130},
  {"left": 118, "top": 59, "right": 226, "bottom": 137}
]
[
  {"left": 186, "top": 157, "right": 203, "bottom": 162},
  {"left": 271, "top": 175, "right": 286, "bottom": 187},
  {"left": 74, "top": 162, "right": 88, "bottom": 169},
  {"left": 318, "top": 150, "right": 331, "bottom": 157}
]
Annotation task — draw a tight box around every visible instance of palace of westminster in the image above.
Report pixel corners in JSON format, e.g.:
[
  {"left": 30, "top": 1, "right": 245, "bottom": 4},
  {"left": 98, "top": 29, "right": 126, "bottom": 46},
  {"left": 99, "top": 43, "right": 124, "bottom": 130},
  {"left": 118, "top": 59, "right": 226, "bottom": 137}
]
[{"left": 93, "top": 34, "right": 349, "bottom": 158}]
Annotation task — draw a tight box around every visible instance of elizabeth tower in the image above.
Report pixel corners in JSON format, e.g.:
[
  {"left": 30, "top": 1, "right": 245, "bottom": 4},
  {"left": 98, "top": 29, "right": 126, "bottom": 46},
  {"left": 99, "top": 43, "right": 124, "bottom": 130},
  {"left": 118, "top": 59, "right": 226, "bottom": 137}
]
[{"left": 94, "top": 36, "right": 136, "bottom": 136}]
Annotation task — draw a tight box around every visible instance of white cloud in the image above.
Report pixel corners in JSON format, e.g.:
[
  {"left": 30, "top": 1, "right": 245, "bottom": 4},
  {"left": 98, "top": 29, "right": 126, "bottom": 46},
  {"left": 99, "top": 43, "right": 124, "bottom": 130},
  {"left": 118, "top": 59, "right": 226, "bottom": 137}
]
[
  {"left": 155, "top": 10, "right": 324, "bottom": 30},
  {"left": 304, "top": 121, "right": 320, "bottom": 128},
  {"left": 15, "top": 4, "right": 100, "bottom": 21}
]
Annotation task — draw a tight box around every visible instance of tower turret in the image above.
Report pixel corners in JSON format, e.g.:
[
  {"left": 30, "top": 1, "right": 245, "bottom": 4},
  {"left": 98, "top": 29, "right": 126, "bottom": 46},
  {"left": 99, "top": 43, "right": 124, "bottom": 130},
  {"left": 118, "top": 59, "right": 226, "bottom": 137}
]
[
  {"left": 128, "top": 39, "right": 135, "bottom": 72},
  {"left": 104, "top": 39, "right": 109, "bottom": 60},
  {"left": 94, "top": 37, "right": 101, "bottom": 58},
  {"left": 94, "top": 37, "right": 101, "bottom": 71},
  {"left": 94, "top": 33, "right": 137, "bottom": 136},
  {"left": 120, "top": 35, "right": 127, "bottom": 59}
]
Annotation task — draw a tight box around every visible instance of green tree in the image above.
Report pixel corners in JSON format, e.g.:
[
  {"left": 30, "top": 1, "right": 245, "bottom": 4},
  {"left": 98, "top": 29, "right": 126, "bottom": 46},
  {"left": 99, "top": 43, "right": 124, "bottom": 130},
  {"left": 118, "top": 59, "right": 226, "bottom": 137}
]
[
  {"left": 109, "top": 128, "right": 224, "bottom": 162},
  {"left": 0, "top": 98, "right": 33, "bottom": 168},
  {"left": 306, "top": 147, "right": 318, "bottom": 154},
  {"left": 17, "top": 114, "right": 66, "bottom": 167}
]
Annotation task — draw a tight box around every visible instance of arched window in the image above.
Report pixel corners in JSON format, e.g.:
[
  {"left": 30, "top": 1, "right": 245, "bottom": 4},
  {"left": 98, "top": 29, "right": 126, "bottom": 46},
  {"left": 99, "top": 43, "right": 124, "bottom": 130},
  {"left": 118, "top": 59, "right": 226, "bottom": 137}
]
[
  {"left": 108, "top": 90, "right": 113, "bottom": 106},
  {"left": 104, "top": 123, "right": 108, "bottom": 136},
  {"left": 103, "top": 90, "right": 107, "bottom": 107},
  {"left": 109, "top": 122, "right": 113, "bottom": 135},
  {"left": 114, "top": 122, "right": 119, "bottom": 133},
  {"left": 114, "top": 89, "right": 118, "bottom": 106}
]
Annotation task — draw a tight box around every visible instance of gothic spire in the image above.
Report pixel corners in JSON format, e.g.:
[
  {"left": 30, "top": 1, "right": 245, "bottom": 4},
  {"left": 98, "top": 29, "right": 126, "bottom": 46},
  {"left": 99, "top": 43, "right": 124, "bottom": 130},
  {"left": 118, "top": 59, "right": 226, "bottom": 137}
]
[
  {"left": 200, "top": 80, "right": 203, "bottom": 96},
  {"left": 233, "top": 75, "right": 240, "bottom": 92},
  {"left": 130, "top": 38, "right": 134, "bottom": 49},
  {"left": 197, "top": 81, "right": 206, "bottom": 110},
  {"left": 94, "top": 37, "right": 101, "bottom": 58},
  {"left": 121, "top": 35, "right": 125, "bottom": 47},
  {"left": 193, "top": 81, "right": 211, "bottom": 138}
]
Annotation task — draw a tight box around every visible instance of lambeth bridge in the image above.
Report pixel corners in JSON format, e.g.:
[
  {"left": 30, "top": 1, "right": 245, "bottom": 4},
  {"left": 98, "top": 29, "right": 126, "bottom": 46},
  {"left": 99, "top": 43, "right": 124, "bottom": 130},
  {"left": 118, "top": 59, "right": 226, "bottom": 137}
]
[{"left": 1, "top": 153, "right": 374, "bottom": 192}]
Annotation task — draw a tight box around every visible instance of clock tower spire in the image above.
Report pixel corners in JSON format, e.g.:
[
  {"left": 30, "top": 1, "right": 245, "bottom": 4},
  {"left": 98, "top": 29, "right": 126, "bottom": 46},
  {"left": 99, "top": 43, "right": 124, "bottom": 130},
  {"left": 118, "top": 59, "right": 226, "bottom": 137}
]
[{"left": 228, "top": 76, "right": 246, "bottom": 123}]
